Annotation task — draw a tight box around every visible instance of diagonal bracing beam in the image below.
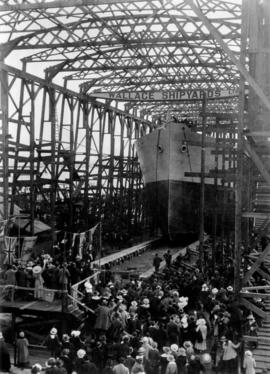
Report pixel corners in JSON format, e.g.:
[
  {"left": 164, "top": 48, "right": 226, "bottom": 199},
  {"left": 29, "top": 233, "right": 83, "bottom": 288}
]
[
  {"left": 243, "top": 139, "right": 270, "bottom": 186},
  {"left": 185, "top": 0, "right": 270, "bottom": 113}
]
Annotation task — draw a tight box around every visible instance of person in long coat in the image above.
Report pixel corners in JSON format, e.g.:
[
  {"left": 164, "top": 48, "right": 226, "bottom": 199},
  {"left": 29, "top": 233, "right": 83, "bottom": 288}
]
[
  {"left": 16, "top": 331, "right": 29, "bottom": 368},
  {"left": 0, "top": 332, "right": 11, "bottom": 372},
  {"left": 94, "top": 298, "right": 113, "bottom": 334}
]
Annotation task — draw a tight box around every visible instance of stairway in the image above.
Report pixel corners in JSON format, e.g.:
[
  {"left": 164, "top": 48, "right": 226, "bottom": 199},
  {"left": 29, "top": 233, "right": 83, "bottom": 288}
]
[
  {"left": 67, "top": 303, "right": 86, "bottom": 321},
  {"left": 252, "top": 297, "right": 270, "bottom": 373}
]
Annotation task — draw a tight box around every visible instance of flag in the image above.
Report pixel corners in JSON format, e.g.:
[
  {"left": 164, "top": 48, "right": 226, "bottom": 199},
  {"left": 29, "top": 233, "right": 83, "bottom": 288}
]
[
  {"left": 88, "top": 223, "right": 100, "bottom": 244},
  {"left": 78, "top": 232, "right": 86, "bottom": 259},
  {"left": 20, "top": 236, "right": 37, "bottom": 263},
  {"left": 3, "top": 236, "right": 17, "bottom": 264}
]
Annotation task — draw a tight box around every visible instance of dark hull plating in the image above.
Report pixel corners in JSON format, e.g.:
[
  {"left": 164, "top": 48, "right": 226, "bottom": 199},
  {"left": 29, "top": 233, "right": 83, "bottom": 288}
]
[{"left": 144, "top": 180, "right": 234, "bottom": 240}]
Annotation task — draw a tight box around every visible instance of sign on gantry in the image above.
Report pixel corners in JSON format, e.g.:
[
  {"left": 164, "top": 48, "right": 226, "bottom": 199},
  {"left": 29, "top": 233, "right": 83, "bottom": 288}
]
[{"left": 89, "top": 89, "right": 238, "bottom": 101}]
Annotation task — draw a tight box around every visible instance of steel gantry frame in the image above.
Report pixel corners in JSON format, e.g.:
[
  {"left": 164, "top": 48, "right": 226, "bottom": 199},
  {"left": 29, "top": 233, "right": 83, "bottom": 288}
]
[{"left": 0, "top": 62, "right": 152, "bottom": 242}]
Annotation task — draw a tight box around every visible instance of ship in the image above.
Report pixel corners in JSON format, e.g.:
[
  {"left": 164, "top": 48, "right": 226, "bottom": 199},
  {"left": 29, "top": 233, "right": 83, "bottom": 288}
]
[{"left": 135, "top": 121, "right": 234, "bottom": 240}]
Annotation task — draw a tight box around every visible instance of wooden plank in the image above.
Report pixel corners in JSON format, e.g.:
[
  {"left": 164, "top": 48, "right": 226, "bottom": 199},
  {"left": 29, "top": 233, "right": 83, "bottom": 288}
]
[
  {"left": 240, "top": 297, "right": 266, "bottom": 318},
  {"left": 240, "top": 292, "right": 270, "bottom": 299},
  {"left": 20, "top": 301, "right": 37, "bottom": 310},
  {"left": 92, "top": 238, "right": 160, "bottom": 267},
  {"left": 243, "top": 244, "right": 270, "bottom": 284}
]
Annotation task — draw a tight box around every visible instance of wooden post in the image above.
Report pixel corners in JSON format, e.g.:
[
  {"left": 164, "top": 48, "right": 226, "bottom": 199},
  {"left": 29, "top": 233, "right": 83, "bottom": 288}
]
[
  {"left": 11, "top": 313, "right": 16, "bottom": 365},
  {"left": 0, "top": 68, "right": 9, "bottom": 227},
  {"left": 199, "top": 94, "right": 207, "bottom": 271},
  {"left": 234, "top": 0, "right": 248, "bottom": 297}
]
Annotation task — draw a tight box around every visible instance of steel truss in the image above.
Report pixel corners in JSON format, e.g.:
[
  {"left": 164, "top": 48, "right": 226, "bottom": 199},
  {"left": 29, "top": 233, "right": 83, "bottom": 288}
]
[{"left": 0, "top": 63, "right": 151, "bottom": 241}]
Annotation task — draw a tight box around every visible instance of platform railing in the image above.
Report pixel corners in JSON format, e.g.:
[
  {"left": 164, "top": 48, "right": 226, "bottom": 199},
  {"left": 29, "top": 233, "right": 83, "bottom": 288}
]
[
  {"left": 0, "top": 238, "right": 161, "bottom": 316},
  {"left": 71, "top": 271, "right": 101, "bottom": 302},
  {"left": 0, "top": 284, "right": 95, "bottom": 316},
  {"left": 0, "top": 284, "right": 69, "bottom": 312}
]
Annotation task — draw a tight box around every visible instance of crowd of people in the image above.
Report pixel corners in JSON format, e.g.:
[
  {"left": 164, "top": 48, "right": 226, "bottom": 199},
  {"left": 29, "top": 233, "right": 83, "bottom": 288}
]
[{"left": 0, "top": 237, "right": 269, "bottom": 374}]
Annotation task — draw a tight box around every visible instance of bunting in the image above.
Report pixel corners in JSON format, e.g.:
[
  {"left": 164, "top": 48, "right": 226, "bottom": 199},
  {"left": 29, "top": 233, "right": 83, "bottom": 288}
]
[{"left": 71, "top": 223, "right": 100, "bottom": 259}]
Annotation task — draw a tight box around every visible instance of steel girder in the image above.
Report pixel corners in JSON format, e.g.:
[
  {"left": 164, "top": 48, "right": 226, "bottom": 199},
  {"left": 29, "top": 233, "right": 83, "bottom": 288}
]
[
  {"left": 0, "top": 63, "right": 150, "bottom": 239},
  {"left": 0, "top": 0, "right": 242, "bottom": 119}
]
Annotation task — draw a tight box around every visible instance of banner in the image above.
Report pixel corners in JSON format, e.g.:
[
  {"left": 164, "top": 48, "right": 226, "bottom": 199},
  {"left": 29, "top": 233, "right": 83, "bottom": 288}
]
[
  {"left": 3, "top": 236, "right": 17, "bottom": 264},
  {"left": 71, "top": 223, "right": 100, "bottom": 259},
  {"left": 89, "top": 88, "right": 239, "bottom": 102},
  {"left": 20, "top": 236, "right": 37, "bottom": 263}
]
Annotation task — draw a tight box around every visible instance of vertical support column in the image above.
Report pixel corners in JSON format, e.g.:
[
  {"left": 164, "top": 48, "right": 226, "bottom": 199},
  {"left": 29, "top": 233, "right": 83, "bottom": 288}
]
[
  {"left": 29, "top": 82, "right": 35, "bottom": 235},
  {"left": 199, "top": 94, "right": 207, "bottom": 271},
  {"left": 83, "top": 101, "right": 91, "bottom": 225},
  {"left": 234, "top": 0, "right": 248, "bottom": 296},
  {"left": 68, "top": 95, "right": 74, "bottom": 232},
  {"left": 49, "top": 88, "right": 56, "bottom": 245},
  {"left": 0, "top": 68, "right": 9, "bottom": 225},
  {"left": 212, "top": 126, "right": 220, "bottom": 270},
  {"left": 97, "top": 109, "right": 105, "bottom": 224}
]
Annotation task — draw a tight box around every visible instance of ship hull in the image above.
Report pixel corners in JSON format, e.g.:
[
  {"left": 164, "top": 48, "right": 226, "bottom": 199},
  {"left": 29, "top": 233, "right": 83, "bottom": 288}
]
[
  {"left": 136, "top": 122, "right": 234, "bottom": 240},
  {"left": 144, "top": 180, "right": 219, "bottom": 239}
]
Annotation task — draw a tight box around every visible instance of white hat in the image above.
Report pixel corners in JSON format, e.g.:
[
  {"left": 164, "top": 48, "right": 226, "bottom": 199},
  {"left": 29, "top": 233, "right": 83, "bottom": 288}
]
[
  {"left": 33, "top": 265, "right": 42, "bottom": 275},
  {"left": 245, "top": 350, "right": 253, "bottom": 356},
  {"left": 84, "top": 281, "right": 92, "bottom": 290},
  {"left": 137, "top": 347, "right": 146, "bottom": 355},
  {"left": 183, "top": 341, "right": 193, "bottom": 349},
  {"left": 19, "top": 331, "right": 25, "bottom": 338},
  {"left": 178, "top": 296, "right": 188, "bottom": 309},
  {"left": 196, "top": 318, "right": 206, "bottom": 326},
  {"left": 50, "top": 328, "right": 57, "bottom": 335},
  {"left": 201, "top": 284, "right": 209, "bottom": 291},
  {"left": 141, "top": 336, "right": 149, "bottom": 344},
  {"left": 212, "top": 288, "right": 218, "bottom": 295},
  {"left": 77, "top": 349, "right": 86, "bottom": 359},
  {"left": 227, "top": 286, "right": 233, "bottom": 292},
  {"left": 71, "top": 330, "right": 81, "bottom": 337},
  {"left": 141, "top": 298, "right": 150, "bottom": 307},
  {"left": 31, "top": 363, "right": 42, "bottom": 372},
  {"left": 170, "top": 344, "right": 179, "bottom": 353},
  {"left": 117, "top": 295, "right": 124, "bottom": 302}
]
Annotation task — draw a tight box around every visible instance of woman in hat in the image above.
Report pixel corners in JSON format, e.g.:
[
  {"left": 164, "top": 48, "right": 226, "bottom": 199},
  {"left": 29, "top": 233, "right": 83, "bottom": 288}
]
[
  {"left": 32, "top": 265, "right": 44, "bottom": 299},
  {"left": 243, "top": 350, "right": 256, "bottom": 374},
  {"left": 131, "top": 355, "right": 145, "bottom": 374},
  {"left": 183, "top": 341, "right": 194, "bottom": 363},
  {"left": 220, "top": 336, "right": 240, "bottom": 374},
  {"left": 165, "top": 354, "right": 177, "bottom": 374},
  {"left": 16, "top": 331, "right": 29, "bottom": 368},
  {"left": 195, "top": 318, "right": 207, "bottom": 352}
]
